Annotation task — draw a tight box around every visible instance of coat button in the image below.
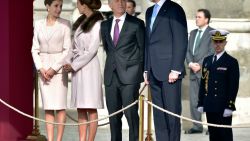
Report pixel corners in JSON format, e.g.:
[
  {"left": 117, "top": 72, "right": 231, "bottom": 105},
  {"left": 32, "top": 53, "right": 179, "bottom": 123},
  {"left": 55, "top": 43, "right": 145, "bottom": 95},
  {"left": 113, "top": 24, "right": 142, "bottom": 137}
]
[
  {"left": 215, "top": 81, "right": 218, "bottom": 83},
  {"left": 215, "top": 94, "right": 217, "bottom": 97},
  {"left": 215, "top": 88, "right": 217, "bottom": 90}
]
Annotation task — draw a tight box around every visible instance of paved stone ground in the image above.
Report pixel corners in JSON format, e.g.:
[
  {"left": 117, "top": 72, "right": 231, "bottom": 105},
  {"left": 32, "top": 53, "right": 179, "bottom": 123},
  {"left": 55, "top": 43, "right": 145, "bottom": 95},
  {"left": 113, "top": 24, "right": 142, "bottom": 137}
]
[
  {"left": 38, "top": 109, "right": 250, "bottom": 141},
  {"left": 36, "top": 82, "right": 250, "bottom": 141},
  {"left": 38, "top": 123, "right": 250, "bottom": 141}
]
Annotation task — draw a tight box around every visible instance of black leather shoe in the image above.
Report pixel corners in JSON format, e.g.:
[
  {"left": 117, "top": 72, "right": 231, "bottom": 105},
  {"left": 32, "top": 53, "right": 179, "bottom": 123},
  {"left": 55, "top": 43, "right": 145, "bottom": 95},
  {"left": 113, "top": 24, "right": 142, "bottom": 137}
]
[{"left": 184, "top": 128, "right": 203, "bottom": 134}]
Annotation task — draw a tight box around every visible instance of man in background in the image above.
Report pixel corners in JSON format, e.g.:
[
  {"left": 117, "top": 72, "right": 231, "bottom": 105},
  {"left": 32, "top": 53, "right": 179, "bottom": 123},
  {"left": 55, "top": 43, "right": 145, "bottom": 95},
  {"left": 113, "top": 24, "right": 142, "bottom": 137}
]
[
  {"left": 185, "top": 9, "right": 214, "bottom": 134},
  {"left": 126, "top": 0, "right": 136, "bottom": 16}
]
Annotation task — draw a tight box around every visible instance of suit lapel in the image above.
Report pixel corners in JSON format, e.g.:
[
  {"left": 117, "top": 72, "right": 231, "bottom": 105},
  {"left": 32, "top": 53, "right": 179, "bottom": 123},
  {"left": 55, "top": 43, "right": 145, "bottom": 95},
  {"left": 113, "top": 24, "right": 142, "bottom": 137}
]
[
  {"left": 214, "top": 52, "right": 227, "bottom": 66},
  {"left": 106, "top": 18, "right": 116, "bottom": 49},
  {"left": 146, "top": 7, "right": 153, "bottom": 37},
  {"left": 198, "top": 27, "right": 210, "bottom": 46}
]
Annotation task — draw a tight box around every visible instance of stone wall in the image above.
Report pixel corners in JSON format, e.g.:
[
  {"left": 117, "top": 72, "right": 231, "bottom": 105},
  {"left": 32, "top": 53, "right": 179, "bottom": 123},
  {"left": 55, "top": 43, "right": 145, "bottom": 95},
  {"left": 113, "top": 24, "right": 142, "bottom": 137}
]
[{"left": 179, "top": 0, "right": 250, "bottom": 19}]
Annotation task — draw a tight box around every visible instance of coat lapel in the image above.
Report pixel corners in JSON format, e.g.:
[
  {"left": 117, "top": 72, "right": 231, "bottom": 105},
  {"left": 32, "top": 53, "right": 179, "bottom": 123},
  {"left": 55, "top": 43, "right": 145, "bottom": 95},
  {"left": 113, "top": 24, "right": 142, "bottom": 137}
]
[{"left": 116, "top": 15, "right": 129, "bottom": 48}]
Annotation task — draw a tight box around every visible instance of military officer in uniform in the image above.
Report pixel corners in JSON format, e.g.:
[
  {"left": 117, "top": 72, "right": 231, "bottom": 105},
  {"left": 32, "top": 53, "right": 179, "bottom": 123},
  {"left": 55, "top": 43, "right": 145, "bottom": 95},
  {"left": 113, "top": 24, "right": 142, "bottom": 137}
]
[{"left": 197, "top": 29, "right": 240, "bottom": 141}]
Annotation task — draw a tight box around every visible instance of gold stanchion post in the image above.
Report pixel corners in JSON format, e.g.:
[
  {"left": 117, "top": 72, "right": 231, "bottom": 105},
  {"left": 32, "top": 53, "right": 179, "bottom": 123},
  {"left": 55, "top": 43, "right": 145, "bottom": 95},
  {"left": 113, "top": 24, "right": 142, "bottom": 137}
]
[
  {"left": 139, "top": 94, "right": 145, "bottom": 141},
  {"left": 145, "top": 86, "right": 153, "bottom": 141},
  {"left": 26, "top": 72, "right": 46, "bottom": 141}
]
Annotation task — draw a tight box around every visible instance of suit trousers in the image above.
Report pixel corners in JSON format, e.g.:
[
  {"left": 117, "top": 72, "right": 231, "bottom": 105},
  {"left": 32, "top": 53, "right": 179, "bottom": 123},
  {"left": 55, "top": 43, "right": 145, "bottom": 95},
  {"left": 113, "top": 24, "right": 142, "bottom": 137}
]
[
  {"left": 149, "top": 70, "right": 182, "bottom": 141},
  {"left": 105, "top": 71, "right": 140, "bottom": 141},
  {"left": 206, "top": 112, "right": 233, "bottom": 141},
  {"left": 189, "top": 78, "right": 203, "bottom": 131}
]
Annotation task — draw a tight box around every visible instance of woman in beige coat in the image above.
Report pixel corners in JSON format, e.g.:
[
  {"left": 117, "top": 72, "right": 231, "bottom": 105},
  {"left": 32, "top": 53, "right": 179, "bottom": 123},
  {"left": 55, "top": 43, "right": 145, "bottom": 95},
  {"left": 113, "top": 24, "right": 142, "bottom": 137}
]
[
  {"left": 63, "top": 0, "right": 104, "bottom": 140},
  {"left": 31, "top": 0, "right": 71, "bottom": 140}
]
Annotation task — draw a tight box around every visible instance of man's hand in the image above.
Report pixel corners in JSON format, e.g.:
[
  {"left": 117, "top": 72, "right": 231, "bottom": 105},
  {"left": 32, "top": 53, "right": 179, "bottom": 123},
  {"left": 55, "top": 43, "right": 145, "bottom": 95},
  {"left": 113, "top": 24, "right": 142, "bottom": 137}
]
[
  {"left": 143, "top": 71, "right": 149, "bottom": 85},
  {"left": 168, "top": 72, "right": 179, "bottom": 83}
]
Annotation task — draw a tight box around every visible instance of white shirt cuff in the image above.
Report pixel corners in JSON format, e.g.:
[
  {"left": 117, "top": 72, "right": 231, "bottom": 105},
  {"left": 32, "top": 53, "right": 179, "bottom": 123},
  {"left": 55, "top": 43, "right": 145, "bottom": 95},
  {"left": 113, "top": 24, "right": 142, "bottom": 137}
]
[{"left": 171, "top": 70, "right": 181, "bottom": 75}]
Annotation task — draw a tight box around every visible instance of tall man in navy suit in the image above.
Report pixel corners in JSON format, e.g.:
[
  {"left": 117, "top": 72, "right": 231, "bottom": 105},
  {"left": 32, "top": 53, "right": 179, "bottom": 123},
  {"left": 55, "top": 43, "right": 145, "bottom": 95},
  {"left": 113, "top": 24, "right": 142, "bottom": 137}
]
[
  {"left": 101, "top": 0, "right": 145, "bottom": 141},
  {"left": 144, "top": 0, "right": 188, "bottom": 141}
]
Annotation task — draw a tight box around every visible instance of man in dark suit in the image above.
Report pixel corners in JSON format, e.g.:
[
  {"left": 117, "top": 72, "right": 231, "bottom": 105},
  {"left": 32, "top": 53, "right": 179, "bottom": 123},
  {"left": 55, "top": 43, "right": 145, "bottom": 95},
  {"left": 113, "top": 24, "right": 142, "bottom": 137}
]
[
  {"left": 197, "top": 29, "right": 240, "bottom": 141},
  {"left": 101, "top": 0, "right": 145, "bottom": 141},
  {"left": 185, "top": 9, "right": 214, "bottom": 134},
  {"left": 144, "top": 0, "right": 188, "bottom": 141}
]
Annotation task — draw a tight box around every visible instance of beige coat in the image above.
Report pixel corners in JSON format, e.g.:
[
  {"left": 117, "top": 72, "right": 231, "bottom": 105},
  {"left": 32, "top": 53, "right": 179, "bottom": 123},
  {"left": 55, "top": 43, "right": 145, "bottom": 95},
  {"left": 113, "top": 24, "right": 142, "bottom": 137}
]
[
  {"left": 31, "top": 18, "right": 71, "bottom": 110},
  {"left": 65, "top": 21, "right": 104, "bottom": 109}
]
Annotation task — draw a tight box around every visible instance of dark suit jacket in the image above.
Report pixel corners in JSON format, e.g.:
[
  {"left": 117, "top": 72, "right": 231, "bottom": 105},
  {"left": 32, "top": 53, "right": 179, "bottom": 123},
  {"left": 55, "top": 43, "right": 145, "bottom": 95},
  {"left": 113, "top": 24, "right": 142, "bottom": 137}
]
[
  {"left": 101, "top": 14, "right": 145, "bottom": 85},
  {"left": 198, "top": 52, "right": 240, "bottom": 112},
  {"left": 186, "top": 26, "right": 215, "bottom": 80},
  {"left": 144, "top": 0, "right": 188, "bottom": 81}
]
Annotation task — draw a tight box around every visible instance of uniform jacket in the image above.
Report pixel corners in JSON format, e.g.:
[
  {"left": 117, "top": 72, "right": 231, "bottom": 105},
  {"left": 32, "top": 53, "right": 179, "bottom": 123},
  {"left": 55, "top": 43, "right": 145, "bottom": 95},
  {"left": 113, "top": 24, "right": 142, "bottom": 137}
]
[{"left": 198, "top": 52, "right": 240, "bottom": 112}]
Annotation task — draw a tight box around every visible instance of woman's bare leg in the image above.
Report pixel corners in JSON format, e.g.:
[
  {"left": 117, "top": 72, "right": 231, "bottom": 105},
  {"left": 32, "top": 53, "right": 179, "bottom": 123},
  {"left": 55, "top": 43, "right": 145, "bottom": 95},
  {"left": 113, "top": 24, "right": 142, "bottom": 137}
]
[
  {"left": 87, "top": 109, "right": 98, "bottom": 141},
  {"left": 56, "top": 109, "right": 66, "bottom": 141},
  {"left": 78, "top": 109, "right": 88, "bottom": 141},
  {"left": 45, "top": 110, "right": 55, "bottom": 141}
]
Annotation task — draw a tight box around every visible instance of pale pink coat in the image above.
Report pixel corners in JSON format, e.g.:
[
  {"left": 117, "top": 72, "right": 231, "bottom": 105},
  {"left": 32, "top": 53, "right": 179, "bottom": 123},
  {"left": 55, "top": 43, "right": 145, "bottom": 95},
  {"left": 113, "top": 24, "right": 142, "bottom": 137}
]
[{"left": 65, "top": 21, "right": 104, "bottom": 109}]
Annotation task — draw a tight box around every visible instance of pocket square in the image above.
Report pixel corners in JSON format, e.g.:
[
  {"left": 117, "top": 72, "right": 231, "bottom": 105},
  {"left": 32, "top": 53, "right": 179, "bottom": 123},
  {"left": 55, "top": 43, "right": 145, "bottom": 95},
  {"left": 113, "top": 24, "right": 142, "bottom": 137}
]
[{"left": 217, "top": 67, "right": 227, "bottom": 71}]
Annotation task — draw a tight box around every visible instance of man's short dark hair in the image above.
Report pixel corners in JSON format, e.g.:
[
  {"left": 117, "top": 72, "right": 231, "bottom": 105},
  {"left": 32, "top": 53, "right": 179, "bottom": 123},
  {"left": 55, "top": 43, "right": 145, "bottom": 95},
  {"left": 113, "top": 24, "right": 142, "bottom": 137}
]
[
  {"left": 197, "top": 9, "right": 211, "bottom": 23},
  {"left": 126, "top": 0, "right": 136, "bottom": 8}
]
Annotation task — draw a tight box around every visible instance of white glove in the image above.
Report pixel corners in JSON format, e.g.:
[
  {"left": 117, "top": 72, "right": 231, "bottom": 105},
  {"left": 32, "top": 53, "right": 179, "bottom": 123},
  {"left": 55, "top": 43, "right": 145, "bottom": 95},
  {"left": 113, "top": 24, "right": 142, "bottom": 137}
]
[
  {"left": 223, "top": 109, "right": 233, "bottom": 117},
  {"left": 197, "top": 107, "right": 204, "bottom": 113}
]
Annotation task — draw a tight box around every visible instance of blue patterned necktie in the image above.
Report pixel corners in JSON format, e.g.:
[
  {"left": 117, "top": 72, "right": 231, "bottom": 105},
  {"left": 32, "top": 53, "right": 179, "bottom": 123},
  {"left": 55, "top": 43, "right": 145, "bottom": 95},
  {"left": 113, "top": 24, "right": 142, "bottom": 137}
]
[{"left": 150, "top": 4, "right": 159, "bottom": 30}]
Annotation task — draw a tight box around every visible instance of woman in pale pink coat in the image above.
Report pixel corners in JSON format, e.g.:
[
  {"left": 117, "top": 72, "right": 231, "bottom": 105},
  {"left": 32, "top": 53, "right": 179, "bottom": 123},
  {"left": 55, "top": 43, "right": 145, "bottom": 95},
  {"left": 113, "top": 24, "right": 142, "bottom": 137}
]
[
  {"left": 31, "top": 0, "right": 71, "bottom": 140},
  {"left": 63, "top": 0, "right": 104, "bottom": 140}
]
